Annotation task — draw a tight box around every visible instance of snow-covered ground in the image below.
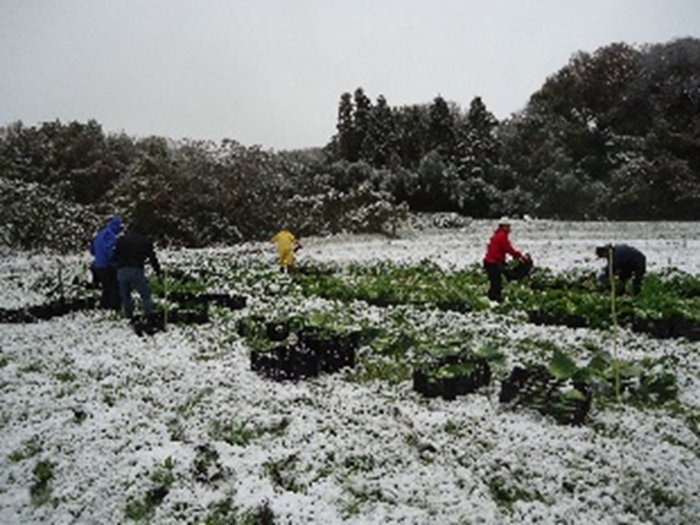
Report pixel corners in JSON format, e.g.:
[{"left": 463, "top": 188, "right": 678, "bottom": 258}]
[
  {"left": 1, "top": 220, "right": 699, "bottom": 524},
  {"left": 308, "top": 219, "right": 700, "bottom": 273}
]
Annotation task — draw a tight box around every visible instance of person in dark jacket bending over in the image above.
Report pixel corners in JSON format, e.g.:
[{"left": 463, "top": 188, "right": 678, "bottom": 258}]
[
  {"left": 90, "top": 216, "right": 123, "bottom": 310},
  {"left": 596, "top": 244, "right": 646, "bottom": 295},
  {"left": 114, "top": 222, "right": 162, "bottom": 319},
  {"left": 483, "top": 217, "right": 530, "bottom": 303}
]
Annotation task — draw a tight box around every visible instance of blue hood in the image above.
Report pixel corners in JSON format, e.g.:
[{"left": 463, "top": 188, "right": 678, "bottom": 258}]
[
  {"left": 107, "top": 216, "right": 123, "bottom": 234},
  {"left": 91, "top": 216, "right": 122, "bottom": 268}
]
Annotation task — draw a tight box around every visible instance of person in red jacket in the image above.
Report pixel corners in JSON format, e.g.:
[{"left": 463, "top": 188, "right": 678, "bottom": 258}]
[{"left": 483, "top": 217, "right": 529, "bottom": 303}]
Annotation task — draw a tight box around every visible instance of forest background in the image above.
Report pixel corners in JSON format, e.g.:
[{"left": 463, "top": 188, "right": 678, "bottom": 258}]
[{"left": 1, "top": 38, "right": 698, "bottom": 252}]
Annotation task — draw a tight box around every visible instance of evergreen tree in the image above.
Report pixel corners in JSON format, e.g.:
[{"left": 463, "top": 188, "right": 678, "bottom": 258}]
[
  {"left": 360, "top": 94, "right": 399, "bottom": 168},
  {"left": 394, "top": 104, "right": 429, "bottom": 168},
  {"left": 352, "top": 88, "right": 372, "bottom": 162},
  {"left": 335, "top": 92, "right": 356, "bottom": 161},
  {"left": 427, "top": 95, "right": 456, "bottom": 159}
]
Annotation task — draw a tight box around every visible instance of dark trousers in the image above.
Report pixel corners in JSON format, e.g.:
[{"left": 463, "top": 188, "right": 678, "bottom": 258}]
[
  {"left": 484, "top": 262, "right": 504, "bottom": 302},
  {"left": 601, "top": 259, "right": 646, "bottom": 296},
  {"left": 93, "top": 266, "right": 121, "bottom": 310},
  {"left": 619, "top": 266, "right": 646, "bottom": 295},
  {"left": 117, "top": 267, "right": 154, "bottom": 319}
]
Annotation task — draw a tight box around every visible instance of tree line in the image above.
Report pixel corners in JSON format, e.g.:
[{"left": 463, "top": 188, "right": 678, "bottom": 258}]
[
  {"left": 326, "top": 38, "right": 700, "bottom": 220},
  {"left": 0, "top": 125, "right": 405, "bottom": 252},
  {"left": 0, "top": 38, "right": 698, "bottom": 252}
]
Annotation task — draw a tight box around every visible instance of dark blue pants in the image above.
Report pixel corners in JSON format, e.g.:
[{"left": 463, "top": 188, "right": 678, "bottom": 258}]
[
  {"left": 93, "top": 266, "right": 121, "bottom": 310},
  {"left": 117, "top": 267, "right": 154, "bottom": 319}
]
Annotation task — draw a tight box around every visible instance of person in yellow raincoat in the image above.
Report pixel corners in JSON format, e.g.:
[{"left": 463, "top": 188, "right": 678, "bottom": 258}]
[{"left": 271, "top": 229, "right": 301, "bottom": 272}]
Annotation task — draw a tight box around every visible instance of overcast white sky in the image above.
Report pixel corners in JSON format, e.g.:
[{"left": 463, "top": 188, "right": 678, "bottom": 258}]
[{"left": 1, "top": 0, "right": 698, "bottom": 150}]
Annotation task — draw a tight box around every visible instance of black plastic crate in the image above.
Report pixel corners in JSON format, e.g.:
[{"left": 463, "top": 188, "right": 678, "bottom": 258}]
[
  {"left": 203, "top": 293, "right": 247, "bottom": 310},
  {"left": 298, "top": 328, "right": 356, "bottom": 373},
  {"left": 504, "top": 257, "right": 533, "bottom": 281},
  {"left": 0, "top": 308, "right": 35, "bottom": 323},
  {"left": 528, "top": 310, "right": 587, "bottom": 329},
  {"left": 168, "top": 307, "right": 209, "bottom": 325},
  {"left": 251, "top": 345, "right": 320, "bottom": 381},
  {"left": 413, "top": 356, "right": 491, "bottom": 400},
  {"left": 632, "top": 315, "right": 700, "bottom": 341}
]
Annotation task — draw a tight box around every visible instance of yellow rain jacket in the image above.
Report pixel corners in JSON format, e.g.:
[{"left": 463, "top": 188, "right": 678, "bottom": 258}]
[{"left": 271, "top": 229, "right": 297, "bottom": 269}]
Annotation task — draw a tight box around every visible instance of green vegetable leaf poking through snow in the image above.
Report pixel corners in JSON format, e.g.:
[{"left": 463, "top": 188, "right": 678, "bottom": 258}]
[
  {"left": 548, "top": 350, "right": 577, "bottom": 380},
  {"left": 30, "top": 459, "right": 54, "bottom": 507}
]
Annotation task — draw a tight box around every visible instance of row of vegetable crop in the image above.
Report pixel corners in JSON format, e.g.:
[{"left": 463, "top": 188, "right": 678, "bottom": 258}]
[
  {"left": 20, "top": 254, "right": 700, "bottom": 328},
  {"left": 291, "top": 261, "right": 700, "bottom": 340},
  {"left": 19, "top": 256, "right": 698, "bottom": 342}
]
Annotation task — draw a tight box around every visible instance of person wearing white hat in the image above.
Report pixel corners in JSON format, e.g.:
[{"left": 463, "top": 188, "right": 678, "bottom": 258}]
[{"left": 483, "top": 217, "right": 529, "bottom": 302}]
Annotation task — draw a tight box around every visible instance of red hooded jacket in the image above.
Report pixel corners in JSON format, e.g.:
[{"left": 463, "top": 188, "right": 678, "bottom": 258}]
[{"left": 483, "top": 226, "right": 523, "bottom": 264}]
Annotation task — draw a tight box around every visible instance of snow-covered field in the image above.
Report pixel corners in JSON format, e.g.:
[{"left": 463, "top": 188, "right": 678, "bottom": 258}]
[{"left": 1, "top": 220, "right": 699, "bottom": 524}]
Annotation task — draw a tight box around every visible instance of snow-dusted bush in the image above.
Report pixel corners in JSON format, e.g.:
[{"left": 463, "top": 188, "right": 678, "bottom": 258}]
[{"left": 0, "top": 177, "right": 98, "bottom": 253}]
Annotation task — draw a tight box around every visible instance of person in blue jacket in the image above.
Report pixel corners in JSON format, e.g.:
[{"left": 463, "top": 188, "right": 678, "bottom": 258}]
[
  {"left": 596, "top": 244, "right": 646, "bottom": 295},
  {"left": 90, "top": 216, "right": 123, "bottom": 310}
]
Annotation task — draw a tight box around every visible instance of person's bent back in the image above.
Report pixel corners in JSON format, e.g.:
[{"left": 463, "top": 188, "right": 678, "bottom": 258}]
[
  {"left": 612, "top": 244, "right": 646, "bottom": 274},
  {"left": 595, "top": 244, "right": 646, "bottom": 295}
]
